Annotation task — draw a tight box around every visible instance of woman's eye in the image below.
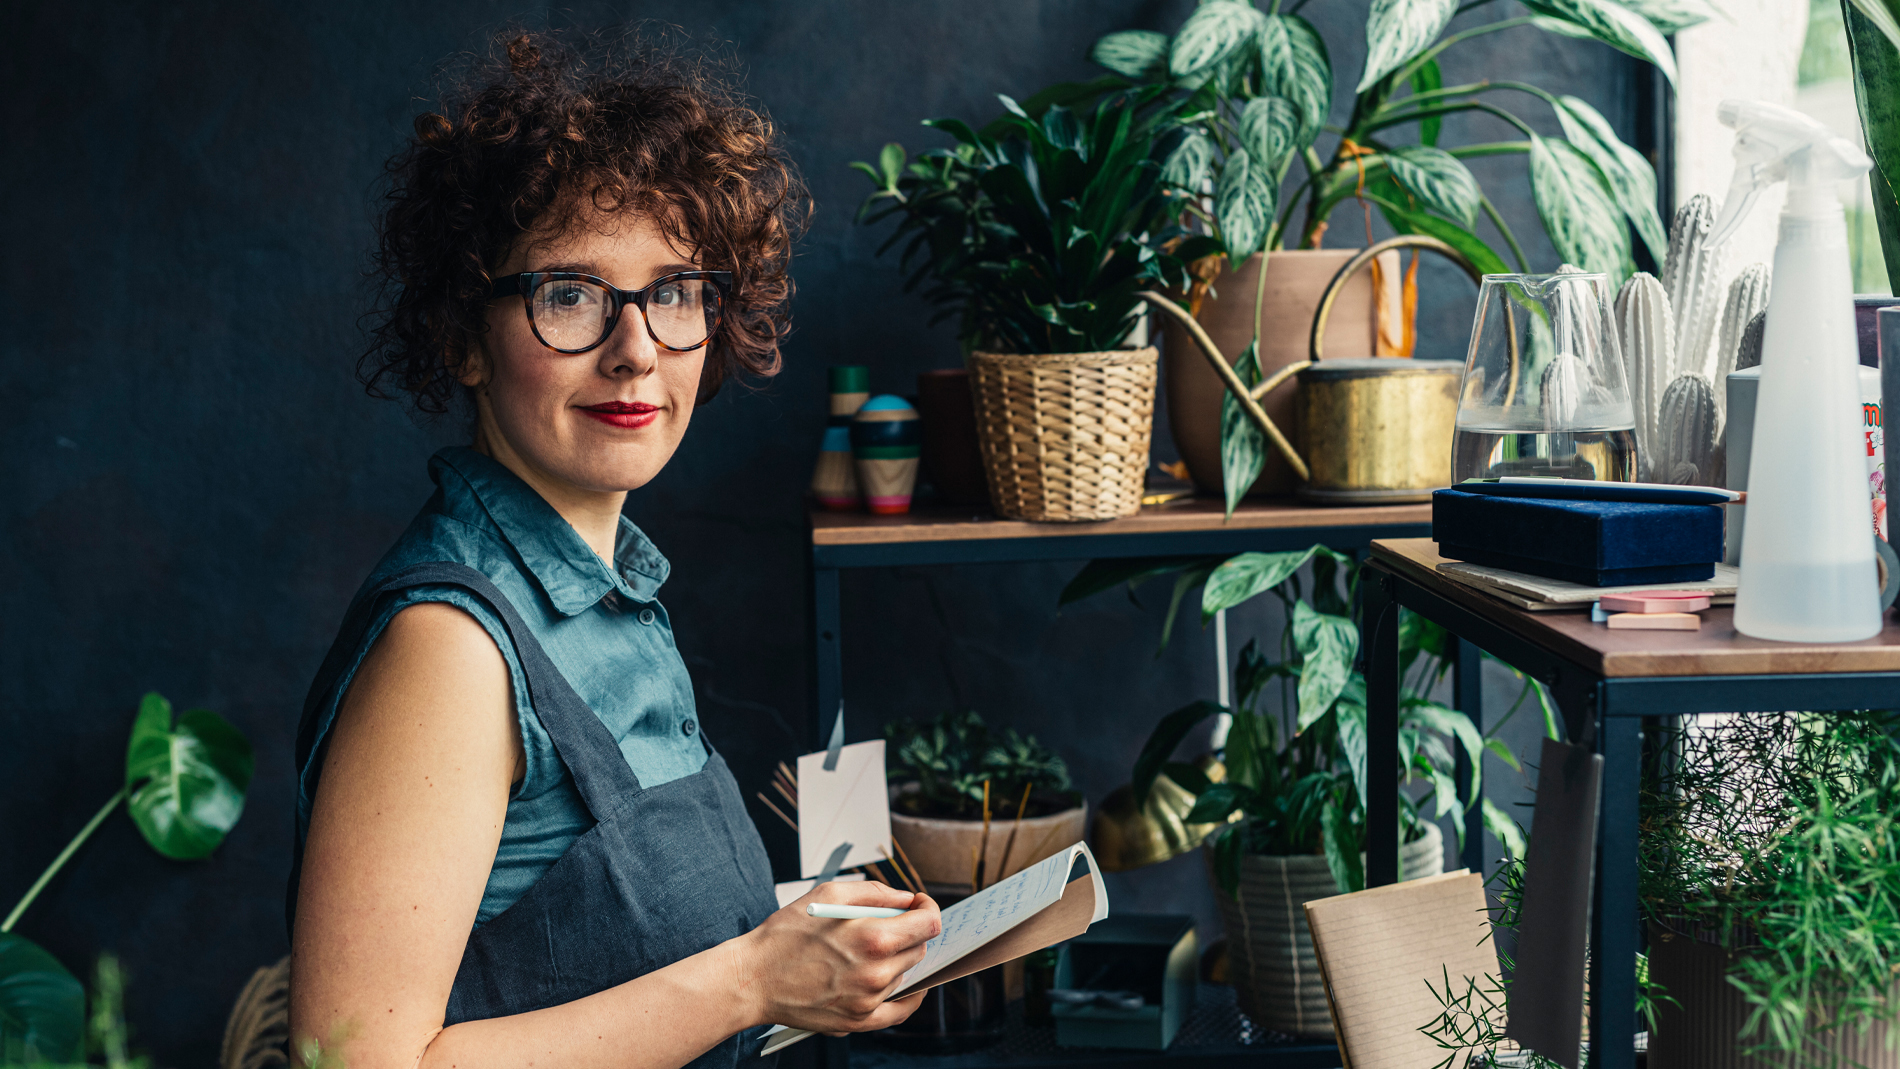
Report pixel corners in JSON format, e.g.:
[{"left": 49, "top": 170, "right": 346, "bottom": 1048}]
[
  {"left": 653, "top": 283, "right": 687, "bottom": 308},
  {"left": 537, "top": 282, "right": 599, "bottom": 314}
]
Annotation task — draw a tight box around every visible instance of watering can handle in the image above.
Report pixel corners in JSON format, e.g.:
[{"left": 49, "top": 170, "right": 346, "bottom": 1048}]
[{"left": 1137, "top": 235, "right": 1482, "bottom": 486}]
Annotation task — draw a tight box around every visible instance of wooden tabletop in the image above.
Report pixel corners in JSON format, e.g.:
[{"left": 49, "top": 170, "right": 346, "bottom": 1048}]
[
  {"left": 810, "top": 497, "right": 1432, "bottom": 547},
  {"left": 1371, "top": 538, "right": 1900, "bottom": 678}
]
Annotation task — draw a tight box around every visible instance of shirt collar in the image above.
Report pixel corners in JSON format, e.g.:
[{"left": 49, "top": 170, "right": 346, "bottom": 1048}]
[{"left": 430, "top": 447, "right": 671, "bottom": 615}]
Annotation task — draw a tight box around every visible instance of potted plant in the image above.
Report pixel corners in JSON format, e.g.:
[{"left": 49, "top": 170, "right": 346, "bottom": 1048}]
[
  {"left": 884, "top": 709, "right": 1088, "bottom": 893},
  {"left": 1634, "top": 709, "right": 1900, "bottom": 1067},
  {"left": 852, "top": 90, "right": 1191, "bottom": 522},
  {"left": 1082, "top": 0, "right": 1686, "bottom": 500},
  {"left": 1062, "top": 546, "right": 1527, "bottom": 1038}
]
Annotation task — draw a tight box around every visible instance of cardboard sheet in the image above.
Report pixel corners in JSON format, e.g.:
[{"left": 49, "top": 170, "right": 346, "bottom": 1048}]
[
  {"left": 795, "top": 739, "right": 893, "bottom": 879},
  {"left": 1437, "top": 560, "right": 1738, "bottom": 611},
  {"left": 1304, "top": 870, "right": 1499, "bottom": 1069}
]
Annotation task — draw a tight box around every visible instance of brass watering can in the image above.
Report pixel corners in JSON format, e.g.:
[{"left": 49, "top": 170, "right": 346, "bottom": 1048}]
[{"left": 1141, "top": 235, "right": 1484, "bottom": 504}]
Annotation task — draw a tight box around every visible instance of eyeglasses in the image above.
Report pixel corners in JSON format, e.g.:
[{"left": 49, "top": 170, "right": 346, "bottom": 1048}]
[{"left": 490, "top": 270, "right": 732, "bottom": 354}]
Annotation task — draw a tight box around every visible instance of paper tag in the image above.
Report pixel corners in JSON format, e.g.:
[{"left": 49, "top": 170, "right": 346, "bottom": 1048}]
[{"left": 796, "top": 739, "right": 893, "bottom": 879}]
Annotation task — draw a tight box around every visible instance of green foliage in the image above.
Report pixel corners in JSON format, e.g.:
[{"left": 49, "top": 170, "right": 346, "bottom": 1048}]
[
  {"left": 886, "top": 710, "right": 1081, "bottom": 819},
  {"left": 1, "top": 694, "right": 249, "bottom": 1061},
  {"left": 1844, "top": 0, "right": 1900, "bottom": 288},
  {"left": 1640, "top": 710, "right": 1900, "bottom": 1064},
  {"left": 1087, "top": 0, "right": 1685, "bottom": 276},
  {"left": 850, "top": 89, "right": 1187, "bottom": 354},
  {"left": 1066, "top": 548, "right": 1525, "bottom": 897}
]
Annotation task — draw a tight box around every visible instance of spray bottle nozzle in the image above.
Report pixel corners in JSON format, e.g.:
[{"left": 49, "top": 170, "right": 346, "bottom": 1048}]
[{"left": 1707, "top": 98, "right": 1871, "bottom": 246}]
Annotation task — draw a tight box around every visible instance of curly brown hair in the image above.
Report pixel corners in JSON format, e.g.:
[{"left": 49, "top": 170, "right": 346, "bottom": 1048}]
[{"left": 360, "top": 31, "right": 807, "bottom": 413}]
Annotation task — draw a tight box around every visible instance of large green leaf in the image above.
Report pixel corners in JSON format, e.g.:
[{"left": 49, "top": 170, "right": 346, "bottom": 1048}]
[
  {"left": 1528, "top": 134, "right": 1630, "bottom": 279},
  {"left": 1091, "top": 29, "right": 1171, "bottom": 80},
  {"left": 1202, "top": 546, "right": 1320, "bottom": 617},
  {"left": 1359, "top": 0, "right": 1459, "bottom": 92},
  {"left": 1132, "top": 700, "right": 1226, "bottom": 804},
  {"left": 1292, "top": 601, "right": 1358, "bottom": 731},
  {"left": 1412, "top": 59, "right": 1444, "bottom": 146},
  {"left": 1554, "top": 95, "right": 1667, "bottom": 264},
  {"left": 1848, "top": 0, "right": 1900, "bottom": 49},
  {"left": 1523, "top": 0, "right": 1679, "bottom": 85},
  {"left": 1375, "top": 193, "right": 1512, "bottom": 276},
  {"left": 125, "top": 692, "right": 253, "bottom": 861},
  {"left": 1218, "top": 339, "right": 1267, "bottom": 515},
  {"left": 1259, "top": 14, "right": 1333, "bottom": 147},
  {"left": 0, "top": 934, "right": 83, "bottom": 1063},
  {"left": 1616, "top": 0, "right": 1715, "bottom": 33},
  {"left": 1161, "top": 130, "right": 1216, "bottom": 191},
  {"left": 1057, "top": 556, "right": 1210, "bottom": 606},
  {"left": 1384, "top": 145, "right": 1481, "bottom": 226},
  {"left": 1845, "top": 0, "right": 1900, "bottom": 286},
  {"left": 1214, "top": 153, "right": 1275, "bottom": 266},
  {"left": 1238, "top": 96, "right": 1301, "bottom": 175},
  {"left": 1321, "top": 796, "right": 1365, "bottom": 893},
  {"left": 1170, "top": 1, "right": 1267, "bottom": 79}
]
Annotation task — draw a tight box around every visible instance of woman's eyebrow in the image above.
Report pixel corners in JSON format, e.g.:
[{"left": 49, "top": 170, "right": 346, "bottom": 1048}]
[{"left": 531, "top": 262, "right": 703, "bottom": 282}]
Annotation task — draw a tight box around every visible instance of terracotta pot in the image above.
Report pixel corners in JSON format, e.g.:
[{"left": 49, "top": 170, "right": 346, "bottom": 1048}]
[
  {"left": 1161, "top": 249, "right": 1385, "bottom": 497},
  {"left": 915, "top": 369, "right": 990, "bottom": 506},
  {"left": 1210, "top": 822, "right": 1443, "bottom": 1039},
  {"left": 889, "top": 795, "right": 1089, "bottom": 897},
  {"left": 1648, "top": 922, "right": 1895, "bottom": 1068}
]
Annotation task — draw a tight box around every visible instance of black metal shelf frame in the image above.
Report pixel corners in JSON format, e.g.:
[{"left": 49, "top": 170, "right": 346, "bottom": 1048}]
[{"left": 1361, "top": 561, "right": 1900, "bottom": 1069}]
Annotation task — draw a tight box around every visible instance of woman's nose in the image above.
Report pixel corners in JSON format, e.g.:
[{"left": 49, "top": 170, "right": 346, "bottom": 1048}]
[{"left": 599, "top": 310, "right": 660, "bottom": 377}]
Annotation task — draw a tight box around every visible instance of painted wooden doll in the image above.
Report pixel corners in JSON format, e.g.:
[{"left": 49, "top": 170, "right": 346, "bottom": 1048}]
[
  {"left": 851, "top": 396, "right": 922, "bottom": 515},
  {"left": 810, "top": 366, "right": 870, "bottom": 511}
]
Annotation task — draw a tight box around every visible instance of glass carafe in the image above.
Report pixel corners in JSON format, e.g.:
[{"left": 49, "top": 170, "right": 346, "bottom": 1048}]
[{"left": 1451, "top": 272, "right": 1638, "bottom": 483}]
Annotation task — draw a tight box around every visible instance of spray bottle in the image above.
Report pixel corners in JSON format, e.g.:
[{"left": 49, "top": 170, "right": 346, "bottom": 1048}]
[{"left": 1713, "top": 99, "right": 1882, "bottom": 642}]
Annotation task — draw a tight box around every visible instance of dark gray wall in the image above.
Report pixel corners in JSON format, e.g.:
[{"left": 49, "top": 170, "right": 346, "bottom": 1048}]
[{"left": 1, "top": 3, "right": 1630, "bottom": 1063}]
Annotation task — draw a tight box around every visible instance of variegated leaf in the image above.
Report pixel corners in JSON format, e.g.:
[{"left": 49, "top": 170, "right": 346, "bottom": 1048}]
[
  {"left": 1616, "top": 0, "right": 1715, "bottom": 33},
  {"left": 1529, "top": 133, "right": 1630, "bottom": 280},
  {"left": 1170, "top": 1, "right": 1267, "bottom": 79},
  {"left": 1091, "top": 29, "right": 1171, "bottom": 80},
  {"left": 1215, "top": 148, "right": 1276, "bottom": 266},
  {"left": 1258, "top": 14, "right": 1333, "bottom": 147},
  {"left": 1162, "top": 130, "right": 1216, "bottom": 191},
  {"left": 1848, "top": 0, "right": 1900, "bottom": 50},
  {"left": 1523, "top": 0, "right": 1679, "bottom": 85},
  {"left": 1358, "top": 0, "right": 1459, "bottom": 92},
  {"left": 1555, "top": 94, "right": 1667, "bottom": 264},
  {"left": 1238, "top": 95, "right": 1301, "bottom": 173},
  {"left": 1384, "top": 145, "right": 1481, "bottom": 226}
]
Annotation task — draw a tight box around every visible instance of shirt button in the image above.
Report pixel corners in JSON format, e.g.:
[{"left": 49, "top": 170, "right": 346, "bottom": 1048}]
[
  {"left": 682, "top": 719, "right": 697, "bottom": 737},
  {"left": 638, "top": 608, "right": 657, "bottom": 626}
]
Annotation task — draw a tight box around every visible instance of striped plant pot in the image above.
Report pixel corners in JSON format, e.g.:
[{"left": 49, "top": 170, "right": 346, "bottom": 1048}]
[{"left": 1211, "top": 822, "right": 1444, "bottom": 1039}]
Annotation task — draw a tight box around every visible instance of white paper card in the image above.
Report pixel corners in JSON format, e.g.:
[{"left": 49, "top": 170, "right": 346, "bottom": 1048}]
[
  {"left": 772, "top": 872, "right": 865, "bottom": 909},
  {"left": 796, "top": 739, "right": 892, "bottom": 879}
]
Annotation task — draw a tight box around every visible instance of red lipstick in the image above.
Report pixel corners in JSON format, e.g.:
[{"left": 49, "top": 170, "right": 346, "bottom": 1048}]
[{"left": 580, "top": 400, "right": 660, "bottom": 429}]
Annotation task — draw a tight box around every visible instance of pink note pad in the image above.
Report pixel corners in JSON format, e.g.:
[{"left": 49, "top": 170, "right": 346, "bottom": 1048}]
[
  {"left": 1599, "top": 591, "right": 1712, "bottom": 613},
  {"left": 1606, "top": 611, "right": 1701, "bottom": 630}
]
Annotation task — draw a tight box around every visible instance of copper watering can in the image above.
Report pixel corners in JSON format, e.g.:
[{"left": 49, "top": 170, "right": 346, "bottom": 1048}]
[{"left": 1141, "top": 235, "right": 1484, "bottom": 504}]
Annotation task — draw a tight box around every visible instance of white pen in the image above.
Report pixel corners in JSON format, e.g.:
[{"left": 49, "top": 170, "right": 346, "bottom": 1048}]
[{"left": 806, "top": 903, "right": 906, "bottom": 919}]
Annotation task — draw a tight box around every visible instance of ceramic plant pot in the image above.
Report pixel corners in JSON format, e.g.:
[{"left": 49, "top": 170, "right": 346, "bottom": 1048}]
[
  {"left": 1161, "top": 249, "right": 1385, "bottom": 497},
  {"left": 1211, "top": 821, "right": 1443, "bottom": 1039},
  {"left": 1647, "top": 922, "right": 1896, "bottom": 1068},
  {"left": 889, "top": 793, "right": 1089, "bottom": 898}
]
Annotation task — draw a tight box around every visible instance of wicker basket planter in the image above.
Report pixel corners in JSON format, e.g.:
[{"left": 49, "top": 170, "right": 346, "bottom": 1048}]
[
  {"left": 968, "top": 348, "right": 1158, "bottom": 522},
  {"left": 1211, "top": 822, "right": 1443, "bottom": 1039}
]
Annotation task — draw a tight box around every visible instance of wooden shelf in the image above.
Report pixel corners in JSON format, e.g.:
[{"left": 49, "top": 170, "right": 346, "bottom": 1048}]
[
  {"left": 1372, "top": 537, "right": 1900, "bottom": 678},
  {"left": 811, "top": 498, "right": 1432, "bottom": 548}
]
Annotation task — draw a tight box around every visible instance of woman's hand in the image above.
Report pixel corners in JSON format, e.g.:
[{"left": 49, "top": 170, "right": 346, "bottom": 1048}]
[{"left": 728, "top": 880, "right": 942, "bottom": 1035}]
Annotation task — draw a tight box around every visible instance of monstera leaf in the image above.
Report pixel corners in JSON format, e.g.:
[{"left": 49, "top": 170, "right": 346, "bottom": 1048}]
[
  {"left": 0, "top": 933, "right": 83, "bottom": 1063},
  {"left": 125, "top": 692, "right": 253, "bottom": 860}
]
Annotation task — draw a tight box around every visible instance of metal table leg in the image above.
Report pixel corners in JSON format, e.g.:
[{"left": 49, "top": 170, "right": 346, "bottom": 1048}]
[
  {"left": 1454, "top": 636, "right": 1485, "bottom": 875},
  {"left": 812, "top": 563, "right": 843, "bottom": 750},
  {"left": 1589, "top": 686, "right": 1642, "bottom": 1069},
  {"left": 1364, "top": 571, "right": 1401, "bottom": 887}
]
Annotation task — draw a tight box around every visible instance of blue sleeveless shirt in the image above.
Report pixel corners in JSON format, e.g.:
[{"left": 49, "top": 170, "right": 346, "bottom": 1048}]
[{"left": 294, "top": 446, "right": 708, "bottom": 924}]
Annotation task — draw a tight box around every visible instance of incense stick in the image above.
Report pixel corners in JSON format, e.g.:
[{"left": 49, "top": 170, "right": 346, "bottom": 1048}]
[
  {"left": 888, "top": 837, "right": 927, "bottom": 893},
  {"left": 772, "top": 778, "right": 798, "bottom": 809},
  {"left": 973, "top": 779, "right": 993, "bottom": 891},
  {"left": 992, "top": 782, "right": 1033, "bottom": 886},
  {"left": 755, "top": 792, "right": 797, "bottom": 833}
]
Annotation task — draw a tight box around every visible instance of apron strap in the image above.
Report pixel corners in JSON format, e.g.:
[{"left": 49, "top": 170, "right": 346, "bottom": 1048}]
[{"left": 300, "top": 561, "right": 644, "bottom": 822}]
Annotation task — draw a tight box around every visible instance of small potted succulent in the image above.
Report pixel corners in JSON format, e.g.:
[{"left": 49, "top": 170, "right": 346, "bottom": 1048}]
[
  {"left": 852, "top": 90, "right": 1189, "bottom": 522},
  {"left": 884, "top": 710, "right": 1088, "bottom": 893}
]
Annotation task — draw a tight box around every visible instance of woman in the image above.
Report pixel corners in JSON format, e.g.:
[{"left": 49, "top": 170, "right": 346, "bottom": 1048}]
[{"left": 288, "top": 34, "right": 938, "bottom": 1069}]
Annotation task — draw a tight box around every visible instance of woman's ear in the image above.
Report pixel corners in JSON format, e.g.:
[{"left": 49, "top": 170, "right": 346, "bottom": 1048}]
[{"left": 456, "top": 338, "right": 490, "bottom": 390}]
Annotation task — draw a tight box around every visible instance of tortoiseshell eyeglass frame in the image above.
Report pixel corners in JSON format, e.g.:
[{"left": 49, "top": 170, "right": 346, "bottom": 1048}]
[{"left": 489, "top": 270, "right": 733, "bottom": 354}]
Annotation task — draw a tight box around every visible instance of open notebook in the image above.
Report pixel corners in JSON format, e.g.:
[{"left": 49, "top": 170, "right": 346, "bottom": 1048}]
[{"left": 760, "top": 841, "right": 1109, "bottom": 1056}]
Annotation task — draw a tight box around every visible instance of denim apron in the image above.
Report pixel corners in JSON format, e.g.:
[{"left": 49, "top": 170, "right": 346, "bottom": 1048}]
[{"left": 292, "top": 562, "right": 780, "bottom": 1067}]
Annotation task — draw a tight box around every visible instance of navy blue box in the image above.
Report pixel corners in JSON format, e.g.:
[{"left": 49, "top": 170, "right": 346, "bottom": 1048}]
[{"left": 1432, "top": 489, "right": 1724, "bottom": 587}]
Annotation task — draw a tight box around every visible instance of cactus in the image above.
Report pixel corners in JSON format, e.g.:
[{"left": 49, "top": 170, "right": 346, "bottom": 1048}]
[
  {"left": 1711, "top": 264, "right": 1771, "bottom": 394},
  {"left": 1656, "top": 374, "right": 1722, "bottom": 484},
  {"left": 1661, "top": 196, "right": 1729, "bottom": 382},
  {"left": 1615, "top": 272, "right": 1676, "bottom": 480},
  {"left": 1736, "top": 311, "right": 1767, "bottom": 370},
  {"left": 1540, "top": 351, "right": 1588, "bottom": 431}
]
